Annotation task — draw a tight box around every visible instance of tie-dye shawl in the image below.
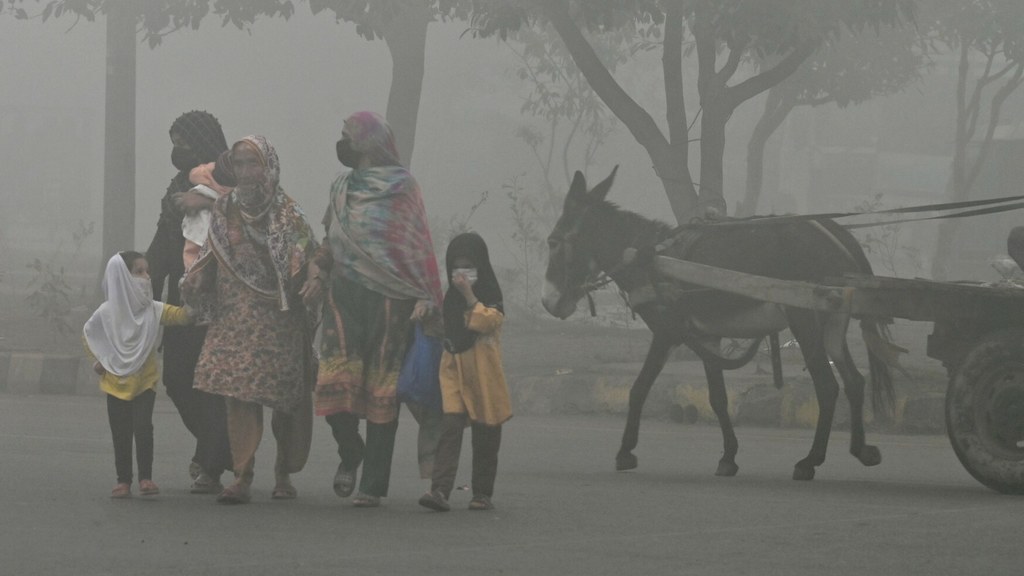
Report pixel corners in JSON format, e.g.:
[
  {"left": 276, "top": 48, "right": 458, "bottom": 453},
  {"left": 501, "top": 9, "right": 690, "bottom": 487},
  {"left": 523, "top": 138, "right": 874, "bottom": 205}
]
[
  {"left": 324, "top": 167, "right": 442, "bottom": 311},
  {"left": 188, "top": 135, "right": 317, "bottom": 312}
]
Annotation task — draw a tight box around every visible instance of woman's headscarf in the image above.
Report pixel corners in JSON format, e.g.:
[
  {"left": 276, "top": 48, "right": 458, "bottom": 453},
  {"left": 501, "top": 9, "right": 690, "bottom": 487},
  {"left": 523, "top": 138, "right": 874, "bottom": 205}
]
[
  {"left": 84, "top": 254, "right": 165, "bottom": 376},
  {"left": 324, "top": 112, "right": 443, "bottom": 322},
  {"left": 165, "top": 110, "right": 229, "bottom": 201},
  {"left": 189, "top": 135, "right": 318, "bottom": 312},
  {"left": 344, "top": 111, "right": 402, "bottom": 167},
  {"left": 443, "top": 232, "right": 503, "bottom": 354}
]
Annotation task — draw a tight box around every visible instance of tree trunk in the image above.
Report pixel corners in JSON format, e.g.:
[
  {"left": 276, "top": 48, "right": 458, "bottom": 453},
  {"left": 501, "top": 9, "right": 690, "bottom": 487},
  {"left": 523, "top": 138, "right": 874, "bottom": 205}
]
[
  {"left": 103, "top": 0, "right": 136, "bottom": 266},
  {"left": 543, "top": 1, "right": 696, "bottom": 224},
  {"left": 653, "top": 150, "right": 699, "bottom": 221},
  {"left": 382, "top": 2, "right": 430, "bottom": 167},
  {"left": 698, "top": 106, "right": 729, "bottom": 217},
  {"left": 738, "top": 91, "right": 793, "bottom": 218}
]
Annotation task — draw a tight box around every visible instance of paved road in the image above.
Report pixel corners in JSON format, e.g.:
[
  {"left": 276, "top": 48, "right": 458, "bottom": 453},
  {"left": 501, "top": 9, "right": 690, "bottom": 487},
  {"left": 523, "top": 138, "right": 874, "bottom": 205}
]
[{"left": 2, "top": 393, "right": 1021, "bottom": 576}]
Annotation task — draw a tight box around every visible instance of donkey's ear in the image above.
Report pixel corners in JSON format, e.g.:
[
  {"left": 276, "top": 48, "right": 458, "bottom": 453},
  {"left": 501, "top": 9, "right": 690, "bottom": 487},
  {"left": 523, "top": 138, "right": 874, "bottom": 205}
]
[
  {"left": 567, "top": 170, "right": 587, "bottom": 201},
  {"left": 588, "top": 165, "right": 618, "bottom": 202}
]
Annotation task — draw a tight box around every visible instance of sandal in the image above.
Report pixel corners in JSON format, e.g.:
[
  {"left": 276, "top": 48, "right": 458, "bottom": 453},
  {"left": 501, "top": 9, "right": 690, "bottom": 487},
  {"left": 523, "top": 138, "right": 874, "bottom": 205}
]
[
  {"left": 110, "top": 483, "right": 132, "bottom": 499},
  {"left": 216, "top": 482, "right": 251, "bottom": 505},
  {"left": 271, "top": 480, "right": 298, "bottom": 500},
  {"left": 352, "top": 492, "right": 381, "bottom": 508},
  {"left": 468, "top": 495, "right": 494, "bottom": 511},
  {"left": 418, "top": 490, "right": 450, "bottom": 512},
  {"left": 138, "top": 479, "right": 160, "bottom": 496},
  {"left": 332, "top": 463, "right": 357, "bottom": 498}
]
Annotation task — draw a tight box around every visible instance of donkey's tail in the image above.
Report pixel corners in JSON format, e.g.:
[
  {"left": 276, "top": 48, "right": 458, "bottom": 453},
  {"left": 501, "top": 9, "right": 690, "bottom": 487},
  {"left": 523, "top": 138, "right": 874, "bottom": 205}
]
[{"left": 860, "top": 318, "right": 908, "bottom": 417}]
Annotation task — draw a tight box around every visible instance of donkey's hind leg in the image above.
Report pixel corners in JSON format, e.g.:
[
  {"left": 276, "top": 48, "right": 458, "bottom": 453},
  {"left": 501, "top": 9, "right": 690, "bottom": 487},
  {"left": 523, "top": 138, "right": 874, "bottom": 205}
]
[
  {"left": 704, "top": 361, "right": 739, "bottom": 477},
  {"left": 788, "top": 311, "right": 840, "bottom": 481},
  {"left": 616, "top": 336, "right": 673, "bottom": 471},
  {"left": 822, "top": 316, "right": 881, "bottom": 468}
]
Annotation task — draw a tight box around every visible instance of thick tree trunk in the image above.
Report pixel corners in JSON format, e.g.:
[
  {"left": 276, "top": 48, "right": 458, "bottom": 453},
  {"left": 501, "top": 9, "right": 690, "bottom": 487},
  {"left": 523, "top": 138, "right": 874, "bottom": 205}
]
[
  {"left": 103, "top": 0, "right": 136, "bottom": 264},
  {"left": 698, "top": 107, "right": 729, "bottom": 217},
  {"left": 543, "top": 1, "right": 696, "bottom": 224},
  {"left": 652, "top": 150, "right": 699, "bottom": 221},
  {"left": 738, "top": 91, "right": 793, "bottom": 218},
  {"left": 382, "top": 2, "right": 430, "bottom": 167}
]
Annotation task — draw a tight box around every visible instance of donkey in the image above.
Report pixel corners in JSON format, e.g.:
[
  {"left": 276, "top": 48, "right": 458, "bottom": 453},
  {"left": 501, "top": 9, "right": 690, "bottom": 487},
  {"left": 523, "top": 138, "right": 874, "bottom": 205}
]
[{"left": 541, "top": 168, "right": 895, "bottom": 481}]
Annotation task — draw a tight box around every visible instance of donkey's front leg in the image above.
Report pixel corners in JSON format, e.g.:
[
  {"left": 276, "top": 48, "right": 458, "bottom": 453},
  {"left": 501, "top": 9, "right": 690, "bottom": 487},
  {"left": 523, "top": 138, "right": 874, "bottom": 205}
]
[
  {"left": 789, "top": 314, "right": 840, "bottom": 481},
  {"left": 704, "top": 361, "right": 739, "bottom": 477},
  {"left": 616, "top": 336, "right": 672, "bottom": 471}
]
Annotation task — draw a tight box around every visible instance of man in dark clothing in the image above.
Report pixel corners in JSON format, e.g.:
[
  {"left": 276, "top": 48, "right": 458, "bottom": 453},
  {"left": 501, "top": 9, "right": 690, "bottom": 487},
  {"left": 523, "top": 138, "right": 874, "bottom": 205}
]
[{"left": 146, "top": 110, "right": 233, "bottom": 493}]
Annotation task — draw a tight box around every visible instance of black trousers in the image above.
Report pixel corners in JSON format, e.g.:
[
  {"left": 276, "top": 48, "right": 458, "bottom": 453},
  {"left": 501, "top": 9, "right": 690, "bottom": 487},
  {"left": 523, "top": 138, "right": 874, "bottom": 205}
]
[
  {"left": 326, "top": 412, "right": 399, "bottom": 498},
  {"left": 162, "top": 325, "right": 232, "bottom": 476},
  {"left": 107, "top": 389, "right": 156, "bottom": 484},
  {"left": 430, "top": 413, "right": 502, "bottom": 499}
]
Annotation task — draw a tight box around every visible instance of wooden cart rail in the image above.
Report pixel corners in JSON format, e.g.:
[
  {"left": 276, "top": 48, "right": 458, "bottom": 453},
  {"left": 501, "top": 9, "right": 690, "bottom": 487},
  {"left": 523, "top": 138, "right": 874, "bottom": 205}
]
[{"left": 653, "top": 255, "right": 1024, "bottom": 323}]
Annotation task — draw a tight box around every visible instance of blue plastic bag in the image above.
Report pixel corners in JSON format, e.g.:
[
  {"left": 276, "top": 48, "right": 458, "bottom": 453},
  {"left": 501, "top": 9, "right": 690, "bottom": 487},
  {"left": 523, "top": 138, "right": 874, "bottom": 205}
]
[{"left": 397, "top": 323, "right": 443, "bottom": 412}]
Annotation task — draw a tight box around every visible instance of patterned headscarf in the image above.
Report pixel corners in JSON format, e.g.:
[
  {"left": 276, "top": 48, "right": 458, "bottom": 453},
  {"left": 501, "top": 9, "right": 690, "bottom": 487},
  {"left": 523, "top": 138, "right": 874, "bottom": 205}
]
[
  {"left": 343, "top": 111, "right": 402, "bottom": 168},
  {"left": 325, "top": 113, "right": 442, "bottom": 331},
  {"left": 190, "top": 136, "right": 318, "bottom": 312},
  {"left": 231, "top": 135, "right": 280, "bottom": 214}
]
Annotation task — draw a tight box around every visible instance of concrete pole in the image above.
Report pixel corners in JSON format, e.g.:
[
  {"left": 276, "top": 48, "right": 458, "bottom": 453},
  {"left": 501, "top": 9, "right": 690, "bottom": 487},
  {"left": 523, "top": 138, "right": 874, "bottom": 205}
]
[{"left": 101, "top": 0, "right": 136, "bottom": 263}]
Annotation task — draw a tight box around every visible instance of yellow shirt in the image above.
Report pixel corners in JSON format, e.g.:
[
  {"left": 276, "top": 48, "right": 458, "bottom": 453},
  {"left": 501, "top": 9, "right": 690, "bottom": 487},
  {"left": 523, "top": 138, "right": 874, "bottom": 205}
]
[
  {"left": 439, "top": 302, "right": 512, "bottom": 426},
  {"left": 84, "top": 304, "right": 191, "bottom": 401}
]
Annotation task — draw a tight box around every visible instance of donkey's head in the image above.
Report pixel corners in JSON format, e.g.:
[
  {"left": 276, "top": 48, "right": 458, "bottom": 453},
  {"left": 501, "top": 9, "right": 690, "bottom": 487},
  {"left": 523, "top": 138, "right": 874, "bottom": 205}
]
[{"left": 541, "top": 166, "right": 618, "bottom": 319}]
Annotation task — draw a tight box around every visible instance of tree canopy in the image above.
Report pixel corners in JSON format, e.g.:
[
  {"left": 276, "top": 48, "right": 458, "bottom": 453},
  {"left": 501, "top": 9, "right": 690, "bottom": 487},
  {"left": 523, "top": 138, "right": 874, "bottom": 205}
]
[{"left": 465, "top": 0, "right": 916, "bottom": 222}]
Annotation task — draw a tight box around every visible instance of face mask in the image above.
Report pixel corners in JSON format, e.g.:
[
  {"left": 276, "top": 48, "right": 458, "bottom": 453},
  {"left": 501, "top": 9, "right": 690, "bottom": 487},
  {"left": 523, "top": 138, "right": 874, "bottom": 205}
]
[
  {"left": 336, "top": 138, "right": 362, "bottom": 168},
  {"left": 133, "top": 276, "right": 153, "bottom": 301},
  {"left": 453, "top": 268, "right": 477, "bottom": 286},
  {"left": 171, "top": 146, "right": 199, "bottom": 172}
]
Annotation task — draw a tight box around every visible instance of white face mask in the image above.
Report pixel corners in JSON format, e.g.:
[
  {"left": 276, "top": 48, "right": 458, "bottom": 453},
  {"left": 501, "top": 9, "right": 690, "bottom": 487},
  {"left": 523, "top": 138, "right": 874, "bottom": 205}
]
[
  {"left": 133, "top": 276, "right": 154, "bottom": 301},
  {"left": 453, "top": 268, "right": 477, "bottom": 286}
]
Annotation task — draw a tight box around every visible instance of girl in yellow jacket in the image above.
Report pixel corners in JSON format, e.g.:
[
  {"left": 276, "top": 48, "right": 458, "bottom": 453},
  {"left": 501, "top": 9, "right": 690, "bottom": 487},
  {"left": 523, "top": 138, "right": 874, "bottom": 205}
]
[
  {"left": 84, "top": 252, "right": 191, "bottom": 498},
  {"left": 419, "top": 233, "right": 510, "bottom": 512}
]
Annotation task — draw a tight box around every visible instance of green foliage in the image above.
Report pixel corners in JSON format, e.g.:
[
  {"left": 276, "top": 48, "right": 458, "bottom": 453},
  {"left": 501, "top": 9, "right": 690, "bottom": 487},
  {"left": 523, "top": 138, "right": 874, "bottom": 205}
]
[
  {"left": 506, "top": 21, "right": 621, "bottom": 203},
  {"left": 24, "top": 220, "right": 94, "bottom": 340},
  {"left": 778, "top": 18, "right": 924, "bottom": 109}
]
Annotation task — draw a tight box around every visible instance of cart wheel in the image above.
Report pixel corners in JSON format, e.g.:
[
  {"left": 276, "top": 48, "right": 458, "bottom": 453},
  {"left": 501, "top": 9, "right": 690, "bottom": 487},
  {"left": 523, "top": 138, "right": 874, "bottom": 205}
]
[{"left": 946, "top": 329, "right": 1024, "bottom": 494}]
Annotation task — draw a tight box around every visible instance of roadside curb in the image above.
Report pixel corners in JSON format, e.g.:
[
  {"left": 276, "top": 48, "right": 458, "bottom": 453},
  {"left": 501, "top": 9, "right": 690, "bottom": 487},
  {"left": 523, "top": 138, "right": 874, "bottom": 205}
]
[
  {"left": 507, "top": 363, "right": 948, "bottom": 435},
  {"left": 1, "top": 352, "right": 947, "bottom": 434},
  {"left": 0, "top": 351, "right": 93, "bottom": 396}
]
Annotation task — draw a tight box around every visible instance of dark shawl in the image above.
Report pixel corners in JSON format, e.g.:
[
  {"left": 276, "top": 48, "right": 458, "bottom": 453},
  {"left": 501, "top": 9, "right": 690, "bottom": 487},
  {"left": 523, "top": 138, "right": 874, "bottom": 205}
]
[
  {"left": 146, "top": 110, "right": 228, "bottom": 305},
  {"left": 442, "top": 232, "right": 503, "bottom": 354}
]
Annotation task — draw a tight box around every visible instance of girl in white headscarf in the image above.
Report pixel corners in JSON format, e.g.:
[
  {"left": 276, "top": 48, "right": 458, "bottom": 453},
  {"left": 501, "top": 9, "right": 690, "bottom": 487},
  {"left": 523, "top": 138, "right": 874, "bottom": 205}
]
[{"left": 84, "top": 251, "right": 192, "bottom": 499}]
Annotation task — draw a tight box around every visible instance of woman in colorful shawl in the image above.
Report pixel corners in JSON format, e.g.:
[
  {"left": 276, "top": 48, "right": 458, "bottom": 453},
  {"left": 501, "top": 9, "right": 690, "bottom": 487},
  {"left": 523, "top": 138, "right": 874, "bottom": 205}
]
[
  {"left": 146, "top": 110, "right": 233, "bottom": 491},
  {"left": 307, "top": 111, "right": 443, "bottom": 508},
  {"left": 182, "top": 135, "right": 320, "bottom": 504}
]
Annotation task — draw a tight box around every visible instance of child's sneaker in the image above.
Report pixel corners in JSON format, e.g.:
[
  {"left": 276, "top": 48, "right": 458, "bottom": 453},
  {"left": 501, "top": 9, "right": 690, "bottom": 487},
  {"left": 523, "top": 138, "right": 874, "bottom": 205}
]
[{"left": 110, "top": 483, "right": 132, "bottom": 499}]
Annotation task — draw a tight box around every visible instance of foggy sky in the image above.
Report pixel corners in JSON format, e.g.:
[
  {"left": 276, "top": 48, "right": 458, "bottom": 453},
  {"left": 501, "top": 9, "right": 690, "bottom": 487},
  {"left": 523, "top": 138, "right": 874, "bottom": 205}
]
[{"left": 2, "top": 9, "right": 1023, "bottom": 281}]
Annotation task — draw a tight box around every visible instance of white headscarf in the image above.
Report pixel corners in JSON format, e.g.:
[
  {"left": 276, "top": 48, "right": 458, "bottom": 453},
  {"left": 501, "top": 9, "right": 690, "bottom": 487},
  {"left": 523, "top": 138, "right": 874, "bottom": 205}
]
[{"left": 83, "top": 254, "right": 164, "bottom": 377}]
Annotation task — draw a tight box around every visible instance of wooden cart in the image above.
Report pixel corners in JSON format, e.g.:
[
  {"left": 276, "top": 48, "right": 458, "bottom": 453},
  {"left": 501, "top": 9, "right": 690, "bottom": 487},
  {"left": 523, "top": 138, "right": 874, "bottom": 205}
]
[{"left": 653, "top": 256, "right": 1024, "bottom": 494}]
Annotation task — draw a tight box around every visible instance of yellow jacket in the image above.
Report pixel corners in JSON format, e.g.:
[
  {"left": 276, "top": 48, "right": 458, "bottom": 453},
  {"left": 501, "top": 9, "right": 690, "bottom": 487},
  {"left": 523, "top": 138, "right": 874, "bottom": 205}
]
[
  {"left": 439, "top": 302, "right": 511, "bottom": 426},
  {"left": 84, "top": 304, "right": 191, "bottom": 401}
]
